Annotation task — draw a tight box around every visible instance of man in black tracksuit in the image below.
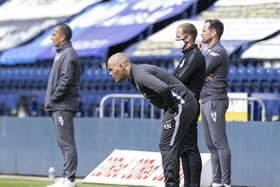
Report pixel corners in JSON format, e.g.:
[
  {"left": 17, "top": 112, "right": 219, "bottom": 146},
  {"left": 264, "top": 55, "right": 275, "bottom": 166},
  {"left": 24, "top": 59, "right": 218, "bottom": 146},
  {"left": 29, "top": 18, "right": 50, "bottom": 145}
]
[
  {"left": 107, "top": 53, "right": 197, "bottom": 187},
  {"left": 45, "top": 23, "right": 81, "bottom": 187},
  {"left": 173, "top": 23, "right": 205, "bottom": 187}
]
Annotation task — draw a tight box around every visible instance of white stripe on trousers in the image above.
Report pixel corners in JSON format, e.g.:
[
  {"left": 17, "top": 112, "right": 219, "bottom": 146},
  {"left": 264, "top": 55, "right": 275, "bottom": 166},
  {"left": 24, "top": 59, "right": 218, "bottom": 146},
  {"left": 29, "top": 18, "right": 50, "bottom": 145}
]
[{"left": 170, "top": 104, "right": 182, "bottom": 146}]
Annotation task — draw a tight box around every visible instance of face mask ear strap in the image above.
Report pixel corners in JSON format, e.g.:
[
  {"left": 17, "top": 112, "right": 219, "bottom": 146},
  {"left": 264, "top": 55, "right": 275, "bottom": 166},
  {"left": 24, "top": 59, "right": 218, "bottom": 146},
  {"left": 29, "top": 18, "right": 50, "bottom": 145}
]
[{"left": 182, "top": 34, "right": 188, "bottom": 41}]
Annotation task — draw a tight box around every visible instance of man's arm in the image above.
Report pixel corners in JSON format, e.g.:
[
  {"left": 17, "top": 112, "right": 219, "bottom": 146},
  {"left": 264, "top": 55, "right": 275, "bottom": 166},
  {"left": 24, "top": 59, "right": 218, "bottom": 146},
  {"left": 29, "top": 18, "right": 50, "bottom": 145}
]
[
  {"left": 205, "top": 51, "right": 223, "bottom": 76},
  {"left": 51, "top": 55, "right": 75, "bottom": 102},
  {"left": 138, "top": 74, "right": 178, "bottom": 114}
]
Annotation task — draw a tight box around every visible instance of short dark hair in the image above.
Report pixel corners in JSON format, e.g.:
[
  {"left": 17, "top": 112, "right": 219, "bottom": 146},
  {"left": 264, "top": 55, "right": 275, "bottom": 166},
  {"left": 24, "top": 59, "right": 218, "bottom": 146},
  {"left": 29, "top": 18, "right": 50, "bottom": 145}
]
[
  {"left": 55, "top": 23, "right": 72, "bottom": 41},
  {"left": 205, "top": 19, "right": 224, "bottom": 39},
  {"left": 179, "top": 23, "right": 197, "bottom": 41}
]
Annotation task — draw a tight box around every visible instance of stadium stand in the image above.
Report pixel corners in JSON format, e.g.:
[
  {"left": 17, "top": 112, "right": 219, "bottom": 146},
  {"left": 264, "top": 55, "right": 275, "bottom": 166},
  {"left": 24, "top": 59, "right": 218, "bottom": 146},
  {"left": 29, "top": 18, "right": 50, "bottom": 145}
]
[
  {"left": 0, "top": 0, "right": 279, "bottom": 121},
  {"left": 124, "top": 0, "right": 280, "bottom": 120},
  {"left": 0, "top": 0, "right": 101, "bottom": 52},
  {"left": 0, "top": 0, "right": 200, "bottom": 117}
]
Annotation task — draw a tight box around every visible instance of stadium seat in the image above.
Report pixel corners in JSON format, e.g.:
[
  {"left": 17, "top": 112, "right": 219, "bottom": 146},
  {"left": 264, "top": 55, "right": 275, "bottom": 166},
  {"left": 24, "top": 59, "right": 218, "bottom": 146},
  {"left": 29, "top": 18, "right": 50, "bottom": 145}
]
[
  {"left": 271, "top": 68, "right": 280, "bottom": 93},
  {"left": 242, "top": 65, "right": 256, "bottom": 93},
  {"left": 227, "top": 65, "right": 237, "bottom": 91},
  {"left": 252, "top": 66, "right": 266, "bottom": 92},
  {"left": 251, "top": 93, "right": 280, "bottom": 121},
  {"left": 232, "top": 65, "right": 246, "bottom": 92}
]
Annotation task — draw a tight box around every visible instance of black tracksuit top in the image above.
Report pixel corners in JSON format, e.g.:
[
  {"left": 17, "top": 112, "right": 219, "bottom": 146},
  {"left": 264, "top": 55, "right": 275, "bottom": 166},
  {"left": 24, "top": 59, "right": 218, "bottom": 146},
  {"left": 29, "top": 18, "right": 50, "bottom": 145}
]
[{"left": 129, "top": 63, "right": 195, "bottom": 114}]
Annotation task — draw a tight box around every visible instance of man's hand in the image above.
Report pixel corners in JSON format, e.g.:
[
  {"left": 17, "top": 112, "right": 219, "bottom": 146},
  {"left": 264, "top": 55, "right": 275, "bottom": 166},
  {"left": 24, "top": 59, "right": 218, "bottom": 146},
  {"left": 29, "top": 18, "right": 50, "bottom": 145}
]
[
  {"left": 167, "top": 109, "right": 177, "bottom": 117},
  {"left": 197, "top": 41, "right": 203, "bottom": 51},
  {"left": 172, "top": 112, "right": 177, "bottom": 117},
  {"left": 205, "top": 74, "right": 214, "bottom": 81}
]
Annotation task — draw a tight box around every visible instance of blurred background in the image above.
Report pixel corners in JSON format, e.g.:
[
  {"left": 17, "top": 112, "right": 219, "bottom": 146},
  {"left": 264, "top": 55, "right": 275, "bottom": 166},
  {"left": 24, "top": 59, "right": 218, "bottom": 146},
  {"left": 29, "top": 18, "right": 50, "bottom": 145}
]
[{"left": 0, "top": 0, "right": 278, "bottom": 121}]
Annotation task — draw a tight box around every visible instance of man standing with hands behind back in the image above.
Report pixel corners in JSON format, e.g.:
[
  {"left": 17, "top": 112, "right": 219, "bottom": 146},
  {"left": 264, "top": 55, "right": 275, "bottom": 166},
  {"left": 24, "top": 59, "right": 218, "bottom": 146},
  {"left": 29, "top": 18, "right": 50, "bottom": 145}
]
[
  {"left": 173, "top": 23, "right": 205, "bottom": 187},
  {"left": 45, "top": 23, "right": 81, "bottom": 187},
  {"left": 200, "top": 19, "right": 231, "bottom": 187}
]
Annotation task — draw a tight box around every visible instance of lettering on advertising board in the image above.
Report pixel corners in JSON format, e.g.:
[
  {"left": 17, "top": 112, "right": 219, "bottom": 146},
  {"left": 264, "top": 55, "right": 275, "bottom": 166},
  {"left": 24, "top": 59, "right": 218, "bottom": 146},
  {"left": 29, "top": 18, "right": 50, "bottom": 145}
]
[
  {"left": 202, "top": 3, "right": 280, "bottom": 18},
  {"left": 132, "top": 41, "right": 174, "bottom": 57},
  {"left": 83, "top": 149, "right": 212, "bottom": 186}
]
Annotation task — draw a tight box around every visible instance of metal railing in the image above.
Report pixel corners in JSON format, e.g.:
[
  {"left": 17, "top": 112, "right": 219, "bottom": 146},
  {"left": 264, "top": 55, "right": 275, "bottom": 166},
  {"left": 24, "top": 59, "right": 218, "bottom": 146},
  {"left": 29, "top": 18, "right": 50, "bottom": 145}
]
[
  {"left": 99, "top": 93, "right": 266, "bottom": 121},
  {"left": 99, "top": 93, "right": 161, "bottom": 119},
  {"left": 248, "top": 96, "right": 266, "bottom": 121}
]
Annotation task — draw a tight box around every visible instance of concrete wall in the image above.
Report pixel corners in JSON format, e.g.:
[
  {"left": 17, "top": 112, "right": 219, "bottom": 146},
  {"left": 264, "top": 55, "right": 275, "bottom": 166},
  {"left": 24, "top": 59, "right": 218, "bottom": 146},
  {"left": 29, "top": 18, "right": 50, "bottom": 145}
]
[{"left": 0, "top": 117, "right": 279, "bottom": 187}]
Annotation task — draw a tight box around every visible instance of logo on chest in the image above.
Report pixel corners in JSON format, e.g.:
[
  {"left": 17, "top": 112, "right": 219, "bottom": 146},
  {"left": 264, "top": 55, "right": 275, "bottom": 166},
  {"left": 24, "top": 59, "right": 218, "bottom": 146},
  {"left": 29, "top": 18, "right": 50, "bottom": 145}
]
[
  {"left": 54, "top": 54, "right": 61, "bottom": 62},
  {"left": 179, "top": 59, "right": 185, "bottom": 68}
]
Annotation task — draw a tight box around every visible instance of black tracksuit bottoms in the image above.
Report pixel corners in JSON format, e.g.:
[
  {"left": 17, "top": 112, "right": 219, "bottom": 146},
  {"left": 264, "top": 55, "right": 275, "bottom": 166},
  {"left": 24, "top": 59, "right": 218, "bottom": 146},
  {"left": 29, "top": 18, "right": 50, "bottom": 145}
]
[
  {"left": 159, "top": 98, "right": 197, "bottom": 187},
  {"left": 180, "top": 101, "right": 202, "bottom": 187}
]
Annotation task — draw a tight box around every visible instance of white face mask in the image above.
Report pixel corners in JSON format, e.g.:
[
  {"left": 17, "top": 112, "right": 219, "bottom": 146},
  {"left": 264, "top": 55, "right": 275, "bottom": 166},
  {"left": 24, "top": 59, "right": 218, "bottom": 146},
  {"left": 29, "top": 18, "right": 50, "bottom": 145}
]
[{"left": 174, "top": 40, "right": 185, "bottom": 50}]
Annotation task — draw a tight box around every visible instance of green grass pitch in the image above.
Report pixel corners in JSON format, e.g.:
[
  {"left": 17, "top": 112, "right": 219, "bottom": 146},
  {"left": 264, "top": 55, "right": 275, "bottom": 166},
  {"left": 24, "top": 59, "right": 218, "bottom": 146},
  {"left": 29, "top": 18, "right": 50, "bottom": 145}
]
[{"left": 0, "top": 178, "right": 139, "bottom": 187}]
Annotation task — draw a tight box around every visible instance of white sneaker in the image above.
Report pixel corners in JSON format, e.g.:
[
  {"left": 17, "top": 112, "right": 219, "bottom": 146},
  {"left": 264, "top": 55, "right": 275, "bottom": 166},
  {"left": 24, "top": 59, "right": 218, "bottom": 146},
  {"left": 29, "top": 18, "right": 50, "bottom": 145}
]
[
  {"left": 212, "top": 183, "right": 223, "bottom": 187},
  {"left": 223, "top": 184, "right": 231, "bottom": 187},
  {"left": 46, "top": 178, "right": 77, "bottom": 187}
]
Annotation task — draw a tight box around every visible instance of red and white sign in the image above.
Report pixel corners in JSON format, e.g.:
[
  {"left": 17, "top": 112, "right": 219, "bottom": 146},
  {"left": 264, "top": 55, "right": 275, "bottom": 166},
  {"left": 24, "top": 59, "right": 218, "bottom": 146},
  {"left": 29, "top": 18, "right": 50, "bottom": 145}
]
[{"left": 83, "top": 149, "right": 211, "bottom": 187}]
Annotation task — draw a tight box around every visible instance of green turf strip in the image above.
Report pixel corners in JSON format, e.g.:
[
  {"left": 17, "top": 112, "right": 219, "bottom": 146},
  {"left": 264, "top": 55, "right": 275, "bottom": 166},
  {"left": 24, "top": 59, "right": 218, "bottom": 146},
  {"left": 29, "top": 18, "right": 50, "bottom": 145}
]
[{"left": 0, "top": 178, "right": 138, "bottom": 187}]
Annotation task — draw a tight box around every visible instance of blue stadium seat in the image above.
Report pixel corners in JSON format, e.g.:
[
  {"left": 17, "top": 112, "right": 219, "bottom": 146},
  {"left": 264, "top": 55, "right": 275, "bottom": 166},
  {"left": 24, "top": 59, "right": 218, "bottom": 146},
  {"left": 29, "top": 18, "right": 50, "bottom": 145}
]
[
  {"left": 232, "top": 65, "right": 246, "bottom": 92},
  {"left": 271, "top": 68, "right": 280, "bottom": 93},
  {"left": 0, "top": 100, "right": 10, "bottom": 115},
  {"left": 81, "top": 67, "right": 109, "bottom": 91},
  {"left": 100, "top": 68, "right": 110, "bottom": 81},
  {"left": 0, "top": 69, "right": 4, "bottom": 80},
  {"left": 1, "top": 94, "right": 19, "bottom": 114},
  {"left": 260, "top": 68, "right": 272, "bottom": 92},
  {"left": 227, "top": 65, "right": 237, "bottom": 92},
  {"left": 252, "top": 66, "right": 266, "bottom": 92},
  {"left": 227, "top": 65, "right": 237, "bottom": 82},
  {"left": 79, "top": 94, "right": 101, "bottom": 117},
  {"left": 26, "top": 68, "right": 36, "bottom": 81},
  {"left": 93, "top": 68, "right": 102, "bottom": 81},
  {"left": 251, "top": 93, "right": 280, "bottom": 121},
  {"left": 6, "top": 68, "right": 14, "bottom": 81},
  {"left": 242, "top": 65, "right": 256, "bottom": 93}
]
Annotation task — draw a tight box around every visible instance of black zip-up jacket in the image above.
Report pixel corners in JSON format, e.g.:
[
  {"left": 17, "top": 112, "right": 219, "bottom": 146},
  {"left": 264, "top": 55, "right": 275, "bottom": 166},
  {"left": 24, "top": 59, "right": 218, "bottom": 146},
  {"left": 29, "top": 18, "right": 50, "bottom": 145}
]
[
  {"left": 129, "top": 64, "right": 195, "bottom": 114},
  {"left": 45, "top": 42, "right": 81, "bottom": 112},
  {"left": 173, "top": 44, "right": 205, "bottom": 100}
]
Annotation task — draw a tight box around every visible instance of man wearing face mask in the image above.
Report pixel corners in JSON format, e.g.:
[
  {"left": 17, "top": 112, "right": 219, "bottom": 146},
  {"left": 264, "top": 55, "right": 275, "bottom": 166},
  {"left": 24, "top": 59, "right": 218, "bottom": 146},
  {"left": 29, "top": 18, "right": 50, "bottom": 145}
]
[{"left": 173, "top": 23, "right": 205, "bottom": 187}]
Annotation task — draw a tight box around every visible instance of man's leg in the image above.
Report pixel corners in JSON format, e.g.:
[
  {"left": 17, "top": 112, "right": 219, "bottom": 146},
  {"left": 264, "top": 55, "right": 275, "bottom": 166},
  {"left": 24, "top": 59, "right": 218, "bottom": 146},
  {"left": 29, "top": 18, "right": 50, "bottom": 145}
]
[
  {"left": 201, "top": 101, "right": 221, "bottom": 184},
  {"left": 208, "top": 99, "right": 231, "bottom": 185},
  {"left": 160, "top": 99, "right": 197, "bottom": 187},
  {"left": 180, "top": 121, "right": 202, "bottom": 187},
  {"left": 181, "top": 102, "right": 202, "bottom": 187},
  {"left": 52, "top": 111, "right": 78, "bottom": 181}
]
